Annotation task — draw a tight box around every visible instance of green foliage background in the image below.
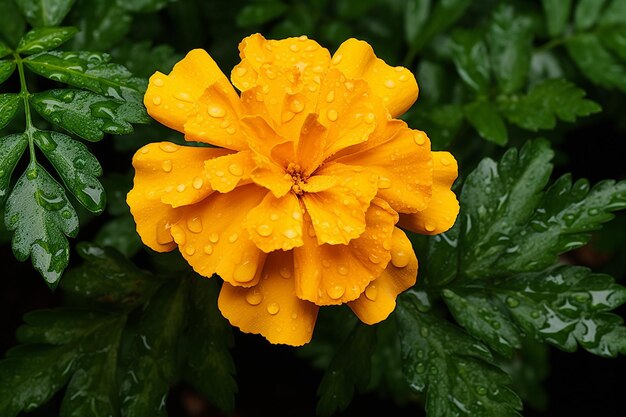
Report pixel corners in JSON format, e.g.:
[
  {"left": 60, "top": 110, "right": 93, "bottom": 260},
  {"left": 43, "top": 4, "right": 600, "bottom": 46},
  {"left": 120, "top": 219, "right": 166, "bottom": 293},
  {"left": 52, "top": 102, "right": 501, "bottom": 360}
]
[{"left": 0, "top": 0, "right": 625, "bottom": 416}]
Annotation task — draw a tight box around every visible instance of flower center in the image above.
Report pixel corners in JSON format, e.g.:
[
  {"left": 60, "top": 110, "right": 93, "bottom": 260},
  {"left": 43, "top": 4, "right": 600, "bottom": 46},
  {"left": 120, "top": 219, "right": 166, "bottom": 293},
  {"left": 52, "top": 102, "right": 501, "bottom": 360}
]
[{"left": 287, "top": 162, "right": 308, "bottom": 195}]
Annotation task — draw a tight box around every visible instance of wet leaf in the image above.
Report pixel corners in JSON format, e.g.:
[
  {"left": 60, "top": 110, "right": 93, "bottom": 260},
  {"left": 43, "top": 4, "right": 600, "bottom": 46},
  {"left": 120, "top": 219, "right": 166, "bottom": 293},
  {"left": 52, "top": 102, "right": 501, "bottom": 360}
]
[
  {"left": 396, "top": 293, "right": 522, "bottom": 417},
  {"left": 0, "top": 0, "right": 26, "bottom": 47},
  {"left": 32, "top": 130, "right": 105, "bottom": 213},
  {"left": 567, "top": 34, "right": 626, "bottom": 92},
  {"left": 542, "top": 0, "right": 572, "bottom": 36},
  {"left": 30, "top": 89, "right": 149, "bottom": 142},
  {"left": 450, "top": 29, "right": 491, "bottom": 92},
  {"left": 574, "top": 0, "right": 608, "bottom": 30},
  {"left": 112, "top": 41, "right": 180, "bottom": 79},
  {"left": 94, "top": 215, "right": 142, "bottom": 257},
  {"left": 24, "top": 51, "right": 147, "bottom": 102},
  {"left": 0, "top": 133, "right": 27, "bottom": 205},
  {"left": 4, "top": 161, "right": 79, "bottom": 288},
  {"left": 69, "top": 0, "right": 131, "bottom": 51},
  {"left": 464, "top": 99, "right": 508, "bottom": 145},
  {"left": 16, "top": 0, "right": 76, "bottom": 27},
  {"left": 0, "top": 40, "right": 11, "bottom": 58},
  {"left": 0, "top": 94, "right": 22, "bottom": 130},
  {"left": 16, "top": 26, "right": 78, "bottom": 55},
  {"left": 498, "top": 79, "right": 601, "bottom": 131},
  {"left": 118, "top": 0, "right": 172, "bottom": 12},
  {"left": 0, "top": 59, "right": 16, "bottom": 84},
  {"left": 405, "top": 0, "right": 471, "bottom": 54},
  {"left": 236, "top": 1, "right": 288, "bottom": 27}
]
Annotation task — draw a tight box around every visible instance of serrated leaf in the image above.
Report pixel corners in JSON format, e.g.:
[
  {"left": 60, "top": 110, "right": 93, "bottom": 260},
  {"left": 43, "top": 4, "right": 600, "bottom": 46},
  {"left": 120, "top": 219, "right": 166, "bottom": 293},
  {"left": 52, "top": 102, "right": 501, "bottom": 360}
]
[
  {"left": 117, "top": 0, "right": 172, "bottom": 13},
  {"left": 33, "top": 130, "right": 105, "bottom": 213},
  {"left": 236, "top": 1, "right": 288, "bottom": 27},
  {"left": 542, "top": 0, "right": 572, "bottom": 36},
  {"left": 61, "top": 243, "right": 157, "bottom": 307},
  {"left": 16, "top": 26, "right": 78, "bottom": 54},
  {"left": 4, "top": 161, "right": 79, "bottom": 287},
  {"left": 498, "top": 79, "right": 601, "bottom": 131},
  {"left": 24, "top": 51, "right": 147, "bottom": 102},
  {"left": 443, "top": 266, "right": 626, "bottom": 357},
  {"left": 183, "top": 277, "right": 237, "bottom": 412},
  {"left": 0, "top": 0, "right": 26, "bottom": 47},
  {"left": 487, "top": 5, "right": 533, "bottom": 94},
  {"left": 316, "top": 323, "right": 377, "bottom": 416},
  {"left": 450, "top": 29, "right": 491, "bottom": 92},
  {"left": 15, "top": 0, "right": 76, "bottom": 27},
  {"left": 120, "top": 279, "right": 185, "bottom": 417},
  {"left": 30, "top": 89, "right": 149, "bottom": 141},
  {"left": 0, "top": 59, "right": 16, "bottom": 84},
  {"left": 567, "top": 33, "right": 626, "bottom": 92},
  {"left": 0, "top": 94, "right": 22, "bottom": 130},
  {"left": 0, "top": 133, "right": 27, "bottom": 204},
  {"left": 70, "top": 0, "right": 131, "bottom": 51},
  {"left": 405, "top": 0, "right": 471, "bottom": 54},
  {"left": 464, "top": 100, "right": 508, "bottom": 145},
  {"left": 396, "top": 293, "right": 522, "bottom": 417},
  {"left": 574, "top": 0, "right": 608, "bottom": 30},
  {"left": 0, "top": 40, "right": 11, "bottom": 58}
]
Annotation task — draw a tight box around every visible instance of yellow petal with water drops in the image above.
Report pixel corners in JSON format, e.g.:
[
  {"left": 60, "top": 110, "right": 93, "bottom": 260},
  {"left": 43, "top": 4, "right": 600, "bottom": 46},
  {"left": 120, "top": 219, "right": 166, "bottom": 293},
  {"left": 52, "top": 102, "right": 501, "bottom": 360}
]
[
  {"left": 336, "top": 125, "right": 433, "bottom": 214},
  {"left": 218, "top": 250, "right": 319, "bottom": 346},
  {"left": 331, "top": 38, "right": 418, "bottom": 117},
  {"left": 399, "top": 151, "right": 459, "bottom": 235},
  {"left": 126, "top": 191, "right": 182, "bottom": 253},
  {"left": 348, "top": 227, "right": 418, "bottom": 324},
  {"left": 204, "top": 150, "right": 256, "bottom": 193},
  {"left": 245, "top": 191, "right": 304, "bottom": 253},
  {"left": 296, "top": 113, "right": 327, "bottom": 176},
  {"left": 294, "top": 198, "right": 397, "bottom": 306},
  {"left": 169, "top": 184, "right": 269, "bottom": 287},
  {"left": 302, "top": 163, "right": 378, "bottom": 245},
  {"left": 299, "top": 175, "right": 338, "bottom": 193},
  {"left": 144, "top": 49, "right": 234, "bottom": 132},
  {"left": 240, "top": 115, "right": 286, "bottom": 158},
  {"left": 130, "top": 142, "right": 231, "bottom": 208},
  {"left": 183, "top": 83, "right": 247, "bottom": 150}
]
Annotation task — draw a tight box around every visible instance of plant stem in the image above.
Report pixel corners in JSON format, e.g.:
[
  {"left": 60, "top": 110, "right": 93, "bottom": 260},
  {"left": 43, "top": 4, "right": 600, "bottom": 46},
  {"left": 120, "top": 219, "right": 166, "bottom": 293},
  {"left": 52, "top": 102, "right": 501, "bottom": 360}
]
[{"left": 14, "top": 52, "right": 37, "bottom": 165}]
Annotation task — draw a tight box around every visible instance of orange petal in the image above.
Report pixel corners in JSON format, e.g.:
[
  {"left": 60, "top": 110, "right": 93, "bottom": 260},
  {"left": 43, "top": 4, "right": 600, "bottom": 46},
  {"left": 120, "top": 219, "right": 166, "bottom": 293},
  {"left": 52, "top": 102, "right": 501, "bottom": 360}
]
[
  {"left": 336, "top": 125, "right": 433, "bottom": 213},
  {"left": 302, "top": 164, "right": 378, "bottom": 245},
  {"left": 169, "top": 185, "right": 268, "bottom": 286},
  {"left": 126, "top": 191, "right": 181, "bottom": 253},
  {"left": 294, "top": 198, "right": 397, "bottom": 305},
  {"left": 241, "top": 115, "right": 286, "bottom": 158},
  {"left": 399, "top": 151, "right": 459, "bottom": 234},
  {"left": 296, "top": 113, "right": 327, "bottom": 176},
  {"left": 348, "top": 227, "right": 418, "bottom": 324},
  {"left": 218, "top": 250, "right": 319, "bottom": 346},
  {"left": 331, "top": 38, "right": 418, "bottom": 117},
  {"left": 144, "top": 49, "right": 234, "bottom": 132},
  {"left": 183, "top": 84, "right": 247, "bottom": 150},
  {"left": 130, "top": 142, "right": 231, "bottom": 208},
  {"left": 204, "top": 150, "right": 255, "bottom": 193},
  {"left": 245, "top": 192, "right": 304, "bottom": 253}
]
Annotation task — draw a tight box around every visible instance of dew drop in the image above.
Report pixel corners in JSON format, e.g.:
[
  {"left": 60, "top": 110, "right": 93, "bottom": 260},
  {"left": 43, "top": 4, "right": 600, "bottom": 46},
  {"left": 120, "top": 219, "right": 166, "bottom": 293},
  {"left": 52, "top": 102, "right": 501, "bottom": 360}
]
[
  {"left": 203, "top": 244, "right": 213, "bottom": 255},
  {"left": 292, "top": 211, "right": 302, "bottom": 220},
  {"left": 192, "top": 176, "right": 204, "bottom": 189},
  {"left": 161, "top": 160, "right": 172, "bottom": 172},
  {"left": 159, "top": 143, "right": 179, "bottom": 153},
  {"left": 391, "top": 249, "right": 410, "bottom": 268},
  {"left": 270, "top": 213, "right": 280, "bottom": 221},
  {"left": 368, "top": 254, "right": 381, "bottom": 264},
  {"left": 337, "top": 265, "right": 349, "bottom": 275},
  {"left": 365, "top": 285, "right": 378, "bottom": 301},
  {"left": 61, "top": 210, "right": 72, "bottom": 219},
  {"left": 234, "top": 260, "right": 256, "bottom": 283},
  {"left": 416, "top": 362, "right": 426, "bottom": 374},
  {"left": 226, "top": 126, "right": 236, "bottom": 135},
  {"left": 289, "top": 97, "right": 304, "bottom": 113},
  {"left": 291, "top": 312, "right": 298, "bottom": 319},
  {"left": 282, "top": 228, "right": 297, "bottom": 239},
  {"left": 176, "top": 183, "right": 186, "bottom": 192},
  {"left": 267, "top": 302, "right": 280, "bottom": 315},
  {"left": 156, "top": 220, "right": 173, "bottom": 245},
  {"left": 228, "top": 233, "right": 239, "bottom": 243},
  {"left": 476, "top": 386, "right": 488, "bottom": 396},
  {"left": 420, "top": 327, "right": 429, "bottom": 337},
  {"left": 506, "top": 297, "right": 520, "bottom": 308},
  {"left": 152, "top": 96, "right": 162, "bottom": 105},
  {"left": 186, "top": 216, "right": 203, "bottom": 233},
  {"left": 378, "top": 177, "right": 391, "bottom": 189},
  {"left": 289, "top": 44, "right": 299, "bottom": 52},
  {"left": 588, "top": 208, "right": 599, "bottom": 216},
  {"left": 383, "top": 240, "right": 392, "bottom": 250},
  {"left": 327, "top": 109, "right": 338, "bottom": 121},
  {"left": 175, "top": 92, "right": 193, "bottom": 102},
  {"left": 208, "top": 105, "right": 226, "bottom": 118},
  {"left": 228, "top": 163, "right": 243, "bottom": 176},
  {"left": 331, "top": 54, "right": 342, "bottom": 65},
  {"left": 327, "top": 285, "right": 345, "bottom": 300},
  {"left": 185, "top": 245, "right": 196, "bottom": 256},
  {"left": 325, "top": 90, "right": 335, "bottom": 103},
  {"left": 365, "top": 112, "right": 375, "bottom": 123},
  {"left": 236, "top": 67, "right": 247, "bottom": 76},
  {"left": 530, "top": 310, "right": 541, "bottom": 319},
  {"left": 256, "top": 224, "right": 273, "bottom": 237},
  {"left": 153, "top": 78, "right": 164, "bottom": 87},
  {"left": 414, "top": 131, "right": 426, "bottom": 145},
  {"left": 246, "top": 291, "right": 263, "bottom": 306},
  {"left": 209, "top": 232, "right": 219, "bottom": 243},
  {"left": 424, "top": 222, "right": 436, "bottom": 232},
  {"left": 440, "top": 157, "right": 451, "bottom": 166},
  {"left": 279, "top": 267, "right": 292, "bottom": 279},
  {"left": 384, "top": 79, "right": 396, "bottom": 88}
]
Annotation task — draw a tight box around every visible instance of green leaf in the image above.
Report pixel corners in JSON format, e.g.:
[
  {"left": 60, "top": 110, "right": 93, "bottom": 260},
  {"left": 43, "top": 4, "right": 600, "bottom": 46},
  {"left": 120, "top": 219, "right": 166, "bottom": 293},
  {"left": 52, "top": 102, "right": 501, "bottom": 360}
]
[
  {"left": 0, "top": 59, "right": 16, "bottom": 84},
  {"left": 542, "top": 0, "right": 572, "bottom": 36},
  {"left": 316, "top": 323, "right": 377, "bottom": 416},
  {"left": 15, "top": 0, "right": 76, "bottom": 27},
  {"left": 487, "top": 5, "right": 533, "bottom": 94},
  {"left": 70, "top": 0, "right": 131, "bottom": 51},
  {"left": 404, "top": 0, "right": 430, "bottom": 46},
  {"left": 4, "top": 161, "right": 79, "bottom": 288},
  {"left": 112, "top": 41, "right": 180, "bottom": 79},
  {"left": 405, "top": 0, "right": 471, "bottom": 54},
  {"left": 396, "top": 293, "right": 522, "bottom": 417},
  {"left": 30, "top": 89, "right": 149, "bottom": 141},
  {"left": 0, "top": 40, "right": 11, "bottom": 58},
  {"left": 120, "top": 279, "right": 186, "bottom": 417},
  {"left": 61, "top": 243, "right": 157, "bottom": 307},
  {"left": 94, "top": 215, "right": 142, "bottom": 258},
  {"left": 450, "top": 29, "right": 491, "bottom": 92},
  {"left": 0, "top": 94, "right": 21, "bottom": 130},
  {"left": 0, "top": 133, "right": 27, "bottom": 205},
  {"left": 498, "top": 78, "right": 601, "bottom": 131},
  {"left": 574, "top": 0, "right": 608, "bottom": 30},
  {"left": 33, "top": 130, "right": 105, "bottom": 213},
  {"left": 0, "top": 0, "right": 26, "bottom": 47},
  {"left": 183, "top": 277, "right": 237, "bottom": 412},
  {"left": 498, "top": 339, "right": 548, "bottom": 410},
  {"left": 567, "top": 33, "right": 626, "bottom": 92},
  {"left": 411, "top": 104, "right": 464, "bottom": 149},
  {"left": 117, "top": 0, "right": 172, "bottom": 13},
  {"left": 236, "top": 1, "right": 288, "bottom": 27},
  {"left": 443, "top": 266, "right": 626, "bottom": 357},
  {"left": 16, "top": 26, "right": 78, "bottom": 54},
  {"left": 464, "top": 100, "right": 508, "bottom": 145},
  {"left": 24, "top": 51, "right": 147, "bottom": 102}
]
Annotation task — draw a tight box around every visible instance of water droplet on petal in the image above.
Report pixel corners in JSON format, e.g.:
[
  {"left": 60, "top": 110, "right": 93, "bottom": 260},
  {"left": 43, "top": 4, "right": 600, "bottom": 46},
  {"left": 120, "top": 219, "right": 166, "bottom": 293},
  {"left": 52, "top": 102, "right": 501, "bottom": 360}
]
[
  {"left": 291, "top": 312, "right": 298, "bottom": 319},
  {"left": 228, "top": 233, "right": 239, "bottom": 243},
  {"left": 256, "top": 224, "right": 273, "bottom": 237},
  {"left": 209, "top": 232, "right": 219, "bottom": 243},
  {"left": 289, "top": 97, "right": 304, "bottom": 113},
  {"left": 192, "top": 177, "right": 204, "bottom": 189},
  {"left": 175, "top": 92, "right": 193, "bottom": 102},
  {"left": 425, "top": 222, "right": 436, "bottom": 232},
  {"left": 159, "top": 143, "right": 179, "bottom": 153},
  {"left": 365, "top": 112, "right": 375, "bottom": 123},
  {"left": 234, "top": 260, "right": 256, "bottom": 283},
  {"left": 327, "top": 109, "right": 338, "bottom": 121},
  {"left": 236, "top": 67, "right": 247, "bottom": 76},
  {"left": 282, "top": 228, "right": 297, "bottom": 239},
  {"left": 368, "top": 254, "right": 381, "bottom": 264},
  {"left": 267, "top": 302, "right": 280, "bottom": 315},
  {"left": 384, "top": 79, "right": 396, "bottom": 88},
  {"left": 391, "top": 249, "right": 410, "bottom": 268},
  {"left": 187, "top": 217, "right": 203, "bottom": 233},
  {"left": 440, "top": 157, "right": 451, "bottom": 166},
  {"left": 325, "top": 90, "right": 335, "bottom": 103},
  {"left": 153, "top": 78, "right": 164, "bottom": 87},
  {"left": 203, "top": 244, "right": 213, "bottom": 255},
  {"left": 378, "top": 177, "right": 391, "bottom": 189},
  {"left": 414, "top": 131, "right": 426, "bottom": 145},
  {"left": 185, "top": 245, "right": 196, "bottom": 256},
  {"left": 279, "top": 267, "right": 292, "bottom": 279},
  {"left": 228, "top": 163, "right": 243, "bottom": 176},
  {"left": 365, "top": 285, "right": 378, "bottom": 301},
  {"left": 246, "top": 290, "right": 263, "bottom": 306},
  {"left": 289, "top": 44, "right": 299, "bottom": 52},
  {"left": 208, "top": 105, "right": 226, "bottom": 118},
  {"left": 152, "top": 96, "right": 162, "bottom": 105},
  {"left": 337, "top": 265, "right": 349, "bottom": 275},
  {"left": 176, "top": 183, "right": 186, "bottom": 192},
  {"left": 226, "top": 126, "right": 236, "bottom": 135},
  {"left": 331, "top": 54, "right": 342, "bottom": 65},
  {"left": 327, "top": 285, "right": 345, "bottom": 299}
]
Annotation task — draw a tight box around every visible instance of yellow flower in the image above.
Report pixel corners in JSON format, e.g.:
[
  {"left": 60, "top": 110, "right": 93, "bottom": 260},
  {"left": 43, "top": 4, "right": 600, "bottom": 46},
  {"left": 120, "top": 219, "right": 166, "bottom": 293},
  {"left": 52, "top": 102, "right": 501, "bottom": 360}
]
[{"left": 127, "top": 34, "right": 459, "bottom": 346}]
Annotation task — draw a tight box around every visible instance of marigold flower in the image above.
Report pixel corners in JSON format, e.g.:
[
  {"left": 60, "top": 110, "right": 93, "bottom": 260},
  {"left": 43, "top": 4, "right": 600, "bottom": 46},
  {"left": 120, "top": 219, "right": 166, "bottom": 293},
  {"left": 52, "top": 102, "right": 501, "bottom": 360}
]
[{"left": 127, "top": 34, "right": 459, "bottom": 346}]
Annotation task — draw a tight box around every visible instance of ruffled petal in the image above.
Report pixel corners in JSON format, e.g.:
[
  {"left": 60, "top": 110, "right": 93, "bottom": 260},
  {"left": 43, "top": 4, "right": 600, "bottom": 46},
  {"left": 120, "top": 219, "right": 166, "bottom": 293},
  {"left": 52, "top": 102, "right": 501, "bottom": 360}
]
[
  {"left": 130, "top": 142, "right": 231, "bottom": 208},
  {"left": 169, "top": 184, "right": 268, "bottom": 286},
  {"left": 204, "top": 150, "right": 256, "bottom": 193},
  {"left": 302, "top": 163, "right": 378, "bottom": 245},
  {"left": 126, "top": 193, "right": 181, "bottom": 253},
  {"left": 331, "top": 38, "right": 418, "bottom": 117},
  {"left": 218, "top": 250, "right": 319, "bottom": 346},
  {"left": 144, "top": 49, "right": 235, "bottom": 132},
  {"left": 294, "top": 198, "right": 397, "bottom": 305},
  {"left": 245, "top": 192, "right": 304, "bottom": 253},
  {"left": 297, "top": 113, "right": 327, "bottom": 176},
  {"left": 399, "top": 151, "right": 459, "bottom": 234},
  {"left": 348, "top": 228, "right": 418, "bottom": 324},
  {"left": 336, "top": 125, "right": 433, "bottom": 213}
]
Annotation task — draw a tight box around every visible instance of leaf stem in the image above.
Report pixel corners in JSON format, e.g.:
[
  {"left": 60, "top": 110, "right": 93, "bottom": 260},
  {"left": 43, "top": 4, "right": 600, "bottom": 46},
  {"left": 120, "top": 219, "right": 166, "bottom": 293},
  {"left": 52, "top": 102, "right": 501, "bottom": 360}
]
[{"left": 14, "top": 52, "right": 37, "bottom": 164}]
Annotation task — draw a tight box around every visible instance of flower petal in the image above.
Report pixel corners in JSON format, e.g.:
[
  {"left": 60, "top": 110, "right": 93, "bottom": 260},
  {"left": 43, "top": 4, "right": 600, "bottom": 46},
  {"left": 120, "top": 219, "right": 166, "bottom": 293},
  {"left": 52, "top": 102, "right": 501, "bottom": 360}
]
[
  {"left": 336, "top": 125, "right": 433, "bottom": 213},
  {"left": 294, "top": 198, "right": 397, "bottom": 305},
  {"left": 218, "top": 250, "right": 319, "bottom": 346},
  {"left": 297, "top": 113, "right": 327, "bottom": 176},
  {"left": 126, "top": 194, "right": 181, "bottom": 253},
  {"left": 205, "top": 150, "right": 256, "bottom": 193},
  {"left": 348, "top": 227, "right": 418, "bottom": 324},
  {"left": 169, "top": 184, "right": 269, "bottom": 287},
  {"left": 399, "top": 151, "right": 459, "bottom": 234},
  {"left": 302, "top": 163, "right": 378, "bottom": 245},
  {"left": 245, "top": 191, "right": 304, "bottom": 253},
  {"left": 130, "top": 142, "right": 231, "bottom": 208},
  {"left": 331, "top": 38, "right": 418, "bottom": 117},
  {"left": 144, "top": 49, "right": 235, "bottom": 132}
]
